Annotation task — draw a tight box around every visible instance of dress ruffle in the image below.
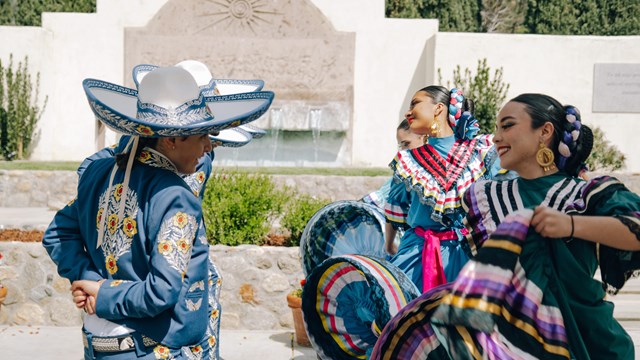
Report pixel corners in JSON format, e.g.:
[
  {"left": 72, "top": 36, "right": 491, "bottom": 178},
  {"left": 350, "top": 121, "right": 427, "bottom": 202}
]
[{"left": 389, "top": 134, "right": 494, "bottom": 223}]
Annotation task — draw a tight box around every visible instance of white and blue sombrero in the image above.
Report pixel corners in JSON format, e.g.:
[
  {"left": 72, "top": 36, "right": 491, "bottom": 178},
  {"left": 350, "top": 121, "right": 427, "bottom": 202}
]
[
  {"left": 209, "top": 127, "right": 252, "bottom": 148},
  {"left": 83, "top": 66, "right": 274, "bottom": 137},
  {"left": 133, "top": 61, "right": 265, "bottom": 96},
  {"left": 132, "top": 60, "right": 267, "bottom": 142}
]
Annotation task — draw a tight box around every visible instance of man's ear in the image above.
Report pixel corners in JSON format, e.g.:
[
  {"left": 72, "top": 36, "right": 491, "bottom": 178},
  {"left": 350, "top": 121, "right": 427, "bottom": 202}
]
[{"left": 159, "top": 137, "right": 177, "bottom": 150}]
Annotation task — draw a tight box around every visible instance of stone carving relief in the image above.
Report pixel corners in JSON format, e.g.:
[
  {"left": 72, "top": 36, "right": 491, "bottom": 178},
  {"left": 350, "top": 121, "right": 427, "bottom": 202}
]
[{"left": 124, "top": 0, "right": 355, "bottom": 103}]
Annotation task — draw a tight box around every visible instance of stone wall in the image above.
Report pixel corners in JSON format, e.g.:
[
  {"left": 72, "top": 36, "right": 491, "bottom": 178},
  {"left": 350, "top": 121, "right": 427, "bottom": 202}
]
[
  {"left": 0, "top": 170, "right": 389, "bottom": 209},
  {"left": 0, "top": 242, "right": 305, "bottom": 330},
  {"left": 5, "top": 170, "right": 640, "bottom": 210}
]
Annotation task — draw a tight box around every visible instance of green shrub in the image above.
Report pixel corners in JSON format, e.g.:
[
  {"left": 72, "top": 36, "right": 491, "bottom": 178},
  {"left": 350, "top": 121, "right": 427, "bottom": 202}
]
[
  {"left": 0, "top": 0, "right": 96, "bottom": 26},
  {"left": 586, "top": 126, "right": 626, "bottom": 172},
  {"left": 0, "top": 55, "right": 47, "bottom": 160},
  {"left": 202, "top": 170, "right": 287, "bottom": 246},
  {"left": 281, "top": 194, "right": 331, "bottom": 247},
  {"left": 438, "top": 58, "right": 510, "bottom": 134}
]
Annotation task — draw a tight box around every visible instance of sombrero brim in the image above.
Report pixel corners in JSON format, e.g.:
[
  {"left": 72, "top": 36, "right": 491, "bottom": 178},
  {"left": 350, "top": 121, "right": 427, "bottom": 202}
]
[
  {"left": 213, "top": 79, "right": 264, "bottom": 96},
  {"left": 299, "top": 200, "right": 387, "bottom": 276},
  {"left": 301, "top": 255, "right": 420, "bottom": 360},
  {"left": 237, "top": 123, "right": 266, "bottom": 139},
  {"left": 132, "top": 64, "right": 264, "bottom": 96},
  {"left": 210, "top": 127, "right": 252, "bottom": 148},
  {"left": 83, "top": 78, "right": 274, "bottom": 137}
]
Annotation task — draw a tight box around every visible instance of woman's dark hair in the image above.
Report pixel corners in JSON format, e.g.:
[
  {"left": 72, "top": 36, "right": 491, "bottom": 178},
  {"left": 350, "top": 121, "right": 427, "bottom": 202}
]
[
  {"left": 510, "top": 93, "right": 593, "bottom": 177},
  {"left": 397, "top": 118, "right": 410, "bottom": 131},
  {"left": 115, "top": 137, "right": 159, "bottom": 169},
  {"left": 418, "top": 85, "right": 475, "bottom": 117}
]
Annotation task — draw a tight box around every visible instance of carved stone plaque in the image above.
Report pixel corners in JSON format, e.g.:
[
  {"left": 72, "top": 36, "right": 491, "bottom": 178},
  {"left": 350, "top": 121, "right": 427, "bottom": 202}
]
[
  {"left": 593, "top": 63, "right": 640, "bottom": 113},
  {"left": 124, "top": 0, "right": 355, "bottom": 103}
]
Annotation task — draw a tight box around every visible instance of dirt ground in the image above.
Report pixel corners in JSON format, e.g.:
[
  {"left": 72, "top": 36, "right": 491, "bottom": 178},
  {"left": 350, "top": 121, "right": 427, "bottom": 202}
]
[
  {"left": 0, "top": 229, "right": 44, "bottom": 242},
  {"left": 0, "top": 229, "right": 293, "bottom": 246}
]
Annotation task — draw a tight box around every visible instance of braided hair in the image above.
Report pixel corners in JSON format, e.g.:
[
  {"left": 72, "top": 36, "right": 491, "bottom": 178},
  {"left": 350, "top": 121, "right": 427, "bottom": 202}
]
[
  {"left": 510, "top": 94, "right": 593, "bottom": 177},
  {"left": 418, "top": 85, "right": 479, "bottom": 140}
]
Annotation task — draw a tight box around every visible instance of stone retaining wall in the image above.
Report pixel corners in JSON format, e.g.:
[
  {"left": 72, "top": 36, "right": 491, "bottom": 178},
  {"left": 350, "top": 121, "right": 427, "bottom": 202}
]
[
  {"left": 0, "top": 242, "right": 305, "bottom": 330},
  {"left": 3, "top": 170, "right": 640, "bottom": 210},
  {"left": 0, "top": 170, "right": 389, "bottom": 209}
]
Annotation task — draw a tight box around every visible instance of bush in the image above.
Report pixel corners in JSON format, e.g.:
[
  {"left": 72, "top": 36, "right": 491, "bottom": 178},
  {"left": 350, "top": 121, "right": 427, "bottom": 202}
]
[
  {"left": 281, "top": 194, "right": 331, "bottom": 247},
  {"left": 0, "top": 55, "right": 47, "bottom": 160},
  {"left": 438, "top": 58, "right": 510, "bottom": 134},
  {"left": 586, "top": 126, "right": 626, "bottom": 172},
  {"left": 202, "top": 170, "right": 288, "bottom": 246},
  {"left": 0, "top": 0, "right": 96, "bottom": 26}
]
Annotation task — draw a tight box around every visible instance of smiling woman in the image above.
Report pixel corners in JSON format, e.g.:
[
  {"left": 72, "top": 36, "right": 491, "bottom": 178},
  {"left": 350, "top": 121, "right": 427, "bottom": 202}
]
[
  {"left": 383, "top": 86, "right": 508, "bottom": 293},
  {"left": 372, "top": 93, "right": 640, "bottom": 360}
]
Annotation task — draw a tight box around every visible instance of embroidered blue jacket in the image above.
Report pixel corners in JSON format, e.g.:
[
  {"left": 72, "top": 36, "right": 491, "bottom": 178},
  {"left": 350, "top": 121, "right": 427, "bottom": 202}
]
[
  {"left": 77, "top": 135, "right": 214, "bottom": 199},
  {"left": 43, "top": 149, "right": 211, "bottom": 348}
]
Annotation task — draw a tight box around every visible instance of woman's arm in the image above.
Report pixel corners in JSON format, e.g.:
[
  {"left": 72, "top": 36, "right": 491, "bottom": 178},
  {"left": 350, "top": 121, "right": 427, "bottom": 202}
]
[
  {"left": 384, "top": 222, "right": 398, "bottom": 255},
  {"left": 531, "top": 206, "right": 640, "bottom": 251}
]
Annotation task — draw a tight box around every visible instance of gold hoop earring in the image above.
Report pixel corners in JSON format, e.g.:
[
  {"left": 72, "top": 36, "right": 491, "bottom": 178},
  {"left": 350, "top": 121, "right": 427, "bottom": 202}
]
[
  {"left": 536, "top": 142, "right": 557, "bottom": 172},
  {"left": 430, "top": 115, "right": 440, "bottom": 136}
]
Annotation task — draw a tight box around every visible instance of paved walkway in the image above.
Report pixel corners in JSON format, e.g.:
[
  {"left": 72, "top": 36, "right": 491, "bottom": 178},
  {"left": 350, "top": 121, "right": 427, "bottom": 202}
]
[{"left": 0, "top": 326, "right": 317, "bottom": 360}]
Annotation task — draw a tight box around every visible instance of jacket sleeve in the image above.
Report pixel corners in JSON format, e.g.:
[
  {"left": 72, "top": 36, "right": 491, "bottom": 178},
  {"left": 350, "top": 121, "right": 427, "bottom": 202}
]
[
  {"left": 42, "top": 199, "right": 102, "bottom": 282},
  {"left": 95, "top": 186, "right": 203, "bottom": 319}
]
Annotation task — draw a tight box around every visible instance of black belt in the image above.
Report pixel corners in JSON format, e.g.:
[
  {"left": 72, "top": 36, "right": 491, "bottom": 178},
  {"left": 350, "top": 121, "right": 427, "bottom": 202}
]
[{"left": 82, "top": 332, "right": 158, "bottom": 353}]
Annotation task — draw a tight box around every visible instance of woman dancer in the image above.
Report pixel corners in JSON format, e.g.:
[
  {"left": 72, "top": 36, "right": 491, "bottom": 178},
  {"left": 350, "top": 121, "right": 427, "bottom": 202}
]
[
  {"left": 385, "top": 86, "right": 503, "bottom": 292},
  {"left": 372, "top": 93, "right": 639, "bottom": 360}
]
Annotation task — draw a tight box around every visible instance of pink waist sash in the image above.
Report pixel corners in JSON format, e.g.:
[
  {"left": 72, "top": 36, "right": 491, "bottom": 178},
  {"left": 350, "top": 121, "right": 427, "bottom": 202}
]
[{"left": 415, "top": 227, "right": 460, "bottom": 292}]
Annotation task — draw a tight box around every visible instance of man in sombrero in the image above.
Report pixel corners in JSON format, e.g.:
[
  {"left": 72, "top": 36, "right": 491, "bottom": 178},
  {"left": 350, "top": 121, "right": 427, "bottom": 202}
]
[{"left": 43, "top": 64, "right": 274, "bottom": 359}]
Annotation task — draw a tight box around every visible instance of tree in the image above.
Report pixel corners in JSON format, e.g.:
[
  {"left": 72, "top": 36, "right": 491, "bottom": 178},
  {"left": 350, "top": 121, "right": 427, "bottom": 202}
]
[
  {"left": 0, "top": 0, "right": 95, "bottom": 26},
  {"left": 438, "top": 59, "right": 510, "bottom": 134},
  {"left": 524, "top": 0, "right": 640, "bottom": 35},
  {"left": 480, "top": 0, "right": 527, "bottom": 33},
  {"left": 586, "top": 127, "right": 626, "bottom": 172},
  {"left": 386, "top": 0, "right": 482, "bottom": 32},
  {"left": 387, "top": 0, "right": 640, "bottom": 35},
  {"left": 386, "top": 0, "right": 422, "bottom": 18},
  {"left": 0, "top": 55, "right": 47, "bottom": 160}
]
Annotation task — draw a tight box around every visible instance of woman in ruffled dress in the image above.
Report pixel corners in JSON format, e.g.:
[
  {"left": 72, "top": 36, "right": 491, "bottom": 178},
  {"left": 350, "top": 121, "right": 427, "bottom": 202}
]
[
  {"left": 384, "top": 86, "right": 504, "bottom": 293},
  {"left": 372, "top": 93, "right": 639, "bottom": 360}
]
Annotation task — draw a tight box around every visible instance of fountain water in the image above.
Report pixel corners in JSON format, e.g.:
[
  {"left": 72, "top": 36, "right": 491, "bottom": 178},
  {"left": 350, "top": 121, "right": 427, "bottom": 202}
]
[
  {"left": 308, "top": 108, "right": 322, "bottom": 162},
  {"left": 270, "top": 108, "right": 283, "bottom": 161}
]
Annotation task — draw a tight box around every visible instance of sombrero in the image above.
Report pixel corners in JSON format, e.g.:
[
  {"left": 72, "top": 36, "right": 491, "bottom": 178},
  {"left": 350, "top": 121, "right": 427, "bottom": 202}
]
[
  {"left": 299, "top": 200, "right": 388, "bottom": 277},
  {"left": 209, "top": 127, "right": 252, "bottom": 148},
  {"left": 301, "top": 255, "right": 420, "bottom": 360},
  {"left": 83, "top": 66, "right": 274, "bottom": 137},
  {"left": 133, "top": 61, "right": 265, "bottom": 96},
  {"left": 133, "top": 60, "right": 267, "bottom": 142}
]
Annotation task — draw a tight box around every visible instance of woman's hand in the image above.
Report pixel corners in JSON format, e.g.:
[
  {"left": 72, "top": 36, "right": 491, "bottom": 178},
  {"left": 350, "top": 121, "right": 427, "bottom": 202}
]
[{"left": 531, "top": 206, "right": 572, "bottom": 238}]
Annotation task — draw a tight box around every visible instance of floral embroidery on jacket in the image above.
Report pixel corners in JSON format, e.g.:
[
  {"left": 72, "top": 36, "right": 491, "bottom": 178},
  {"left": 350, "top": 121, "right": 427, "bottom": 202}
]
[
  {"left": 157, "top": 211, "right": 196, "bottom": 277},
  {"left": 97, "top": 184, "right": 139, "bottom": 275},
  {"left": 110, "top": 279, "right": 131, "bottom": 287},
  {"left": 153, "top": 344, "right": 171, "bottom": 359},
  {"left": 183, "top": 170, "right": 206, "bottom": 197},
  {"left": 137, "top": 148, "right": 178, "bottom": 173},
  {"left": 184, "top": 344, "right": 204, "bottom": 360}
]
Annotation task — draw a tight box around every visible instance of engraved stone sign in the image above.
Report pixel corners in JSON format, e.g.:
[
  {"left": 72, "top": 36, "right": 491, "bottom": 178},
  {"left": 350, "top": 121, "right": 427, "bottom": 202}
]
[{"left": 593, "top": 64, "right": 640, "bottom": 113}]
